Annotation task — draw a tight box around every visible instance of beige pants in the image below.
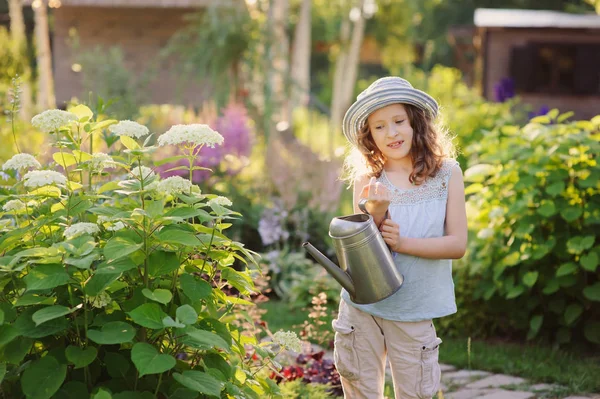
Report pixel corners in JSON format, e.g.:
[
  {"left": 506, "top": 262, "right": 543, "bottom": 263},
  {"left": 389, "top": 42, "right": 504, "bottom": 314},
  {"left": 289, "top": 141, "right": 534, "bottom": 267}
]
[{"left": 333, "top": 299, "right": 442, "bottom": 399}]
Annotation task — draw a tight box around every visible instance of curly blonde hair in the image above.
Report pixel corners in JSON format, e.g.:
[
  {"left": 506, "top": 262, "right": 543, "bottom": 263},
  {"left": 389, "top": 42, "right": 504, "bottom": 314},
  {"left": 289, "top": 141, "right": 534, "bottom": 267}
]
[{"left": 343, "top": 104, "right": 455, "bottom": 185}]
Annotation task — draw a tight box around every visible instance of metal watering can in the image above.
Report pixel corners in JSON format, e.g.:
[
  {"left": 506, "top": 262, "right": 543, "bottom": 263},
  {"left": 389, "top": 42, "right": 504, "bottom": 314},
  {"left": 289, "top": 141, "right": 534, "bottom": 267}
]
[{"left": 303, "top": 213, "right": 404, "bottom": 304}]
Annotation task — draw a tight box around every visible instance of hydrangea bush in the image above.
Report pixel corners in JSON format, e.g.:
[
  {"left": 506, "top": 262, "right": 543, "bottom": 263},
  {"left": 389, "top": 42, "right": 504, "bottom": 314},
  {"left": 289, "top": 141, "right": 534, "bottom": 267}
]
[{"left": 0, "top": 105, "right": 302, "bottom": 398}]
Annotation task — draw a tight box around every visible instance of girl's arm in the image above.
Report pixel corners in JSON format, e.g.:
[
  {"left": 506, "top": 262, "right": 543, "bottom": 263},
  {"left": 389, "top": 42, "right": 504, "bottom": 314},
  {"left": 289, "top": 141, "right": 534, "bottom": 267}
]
[{"left": 380, "top": 165, "right": 468, "bottom": 259}]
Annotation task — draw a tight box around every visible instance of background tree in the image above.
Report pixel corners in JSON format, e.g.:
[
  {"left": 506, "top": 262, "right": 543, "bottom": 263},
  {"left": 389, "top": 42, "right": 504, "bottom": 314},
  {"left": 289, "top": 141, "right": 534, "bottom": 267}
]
[
  {"left": 8, "top": 0, "right": 32, "bottom": 119},
  {"left": 32, "top": 0, "right": 55, "bottom": 109}
]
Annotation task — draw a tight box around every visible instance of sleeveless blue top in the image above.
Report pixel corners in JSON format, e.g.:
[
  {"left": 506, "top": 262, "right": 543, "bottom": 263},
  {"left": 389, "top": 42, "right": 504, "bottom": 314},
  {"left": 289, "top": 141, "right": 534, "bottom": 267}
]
[{"left": 341, "top": 158, "right": 459, "bottom": 322}]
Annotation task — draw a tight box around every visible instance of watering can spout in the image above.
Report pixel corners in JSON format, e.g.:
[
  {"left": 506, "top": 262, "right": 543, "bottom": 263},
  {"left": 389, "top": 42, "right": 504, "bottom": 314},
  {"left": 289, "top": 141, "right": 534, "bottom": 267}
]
[{"left": 302, "top": 242, "right": 355, "bottom": 298}]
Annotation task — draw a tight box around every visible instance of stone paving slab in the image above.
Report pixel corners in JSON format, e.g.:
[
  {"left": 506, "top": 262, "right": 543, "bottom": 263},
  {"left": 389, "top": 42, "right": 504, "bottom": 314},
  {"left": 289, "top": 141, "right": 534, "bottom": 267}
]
[
  {"left": 477, "top": 389, "right": 536, "bottom": 399},
  {"left": 465, "top": 374, "right": 527, "bottom": 389},
  {"left": 443, "top": 369, "right": 492, "bottom": 386},
  {"left": 445, "top": 388, "right": 497, "bottom": 399},
  {"left": 440, "top": 363, "right": 457, "bottom": 372}
]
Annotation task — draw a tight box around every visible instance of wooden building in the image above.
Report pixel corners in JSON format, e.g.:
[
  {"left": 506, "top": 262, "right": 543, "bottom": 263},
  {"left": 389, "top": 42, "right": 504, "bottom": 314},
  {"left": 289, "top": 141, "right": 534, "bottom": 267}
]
[
  {"left": 21, "top": 0, "right": 238, "bottom": 108},
  {"left": 475, "top": 8, "right": 600, "bottom": 119}
]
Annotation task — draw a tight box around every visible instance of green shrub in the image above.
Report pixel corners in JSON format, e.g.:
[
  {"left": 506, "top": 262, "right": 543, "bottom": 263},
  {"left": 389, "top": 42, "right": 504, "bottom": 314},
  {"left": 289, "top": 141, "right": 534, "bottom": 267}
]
[
  {"left": 0, "top": 105, "right": 301, "bottom": 398},
  {"left": 461, "top": 110, "right": 600, "bottom": 346},
  {"left": 279, "top": 379, "right": 338, "bottom": 398}
]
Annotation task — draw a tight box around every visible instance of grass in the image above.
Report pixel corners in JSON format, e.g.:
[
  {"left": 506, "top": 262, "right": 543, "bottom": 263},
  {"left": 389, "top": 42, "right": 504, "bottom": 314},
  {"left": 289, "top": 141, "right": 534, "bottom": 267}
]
[{"left": 258, "top": 299, "right": 600, "bottom": 396}]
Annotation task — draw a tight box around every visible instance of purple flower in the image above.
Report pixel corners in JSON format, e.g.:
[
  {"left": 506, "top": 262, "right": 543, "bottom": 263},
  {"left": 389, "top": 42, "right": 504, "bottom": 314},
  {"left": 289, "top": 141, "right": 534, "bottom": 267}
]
[
  {"left": 494, "top": 78, "right": 515, "bottom": 103},
  {"left": 528, "top": 105, "right": 550, "bottom": 120}
]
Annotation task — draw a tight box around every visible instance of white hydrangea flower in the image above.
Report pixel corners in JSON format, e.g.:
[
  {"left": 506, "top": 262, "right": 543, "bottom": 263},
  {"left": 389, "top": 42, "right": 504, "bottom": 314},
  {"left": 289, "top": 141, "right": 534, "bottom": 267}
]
[
  {"left": 109, "top": 120, "right": 149, "bottom": 138},
  {"left": 23, "top": 170, "right": 67, "bottom": 188},
  {"left": 97, "top": 215, "right": 111, "bottom": 223},
  {"left": 87, "top": 291, "right": 112, "bottom": 308},
  {"left": 208, "top": 196, "right": 232, "bottom": 207},
  {"left": 26, "top": 200, "right": 39, "bottom": 208},
  {"left": 157, "top": 176, "right": 192, "bottom": 195},
  {"left": 2, "top": 200, "right": 25, "bottom": 212},
  {"left": 106, "top": 221, "right": 126, "bottom": 231},
  {"left": 157, "top": 124, "right": 224, "bottom": 148},
  {"left": 272, "top": 330, "right": 302, "bottom": 352},
  {"left": 31, "top": 109, "right": 78, "bottom": 133},
  {"left": 90, "top": 153, "right": 116, "bottom": 170},
  {"left": 129, "top": 166, "right": 155, "bottom": 180},
  {"left": 63, "top": 222, "right": 100, "bottom": 239},
  {"left": 2, "top": 153, "right": 42, "bottom": 171}
]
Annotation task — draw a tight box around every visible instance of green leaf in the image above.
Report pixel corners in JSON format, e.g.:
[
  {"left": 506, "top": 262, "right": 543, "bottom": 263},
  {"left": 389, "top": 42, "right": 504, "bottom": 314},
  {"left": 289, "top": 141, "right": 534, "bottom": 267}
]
[
  {"left": 157, "top": 227, "right": 200, "bottom": 247},
  {"left": 173, "top": 371, "right": 223, "bottom": 397},
  {"left": 52, "top": 152, "right": 78, "bottom": 168},
  {"left": 84, "top": 272, "right": 121, "bottom": 296},
  {"left": 527, "top": 314, "right": 543, "bottom": 340},
  {"left": 91, "top": 388, "right": 112, "bottom": 399},
  {"left": 581, "top": 252, "right": 599, "bottom": 272},
  {"left": 21, "top": 355, "right": 67, "bottom": 399},
  {"left": 131, "top": 343, "right": 176, "bottom": 377},
  {"left": 506, "top": 285, "right": 525, "bottom": 299},
  {"left": 65, "top": 345, "right": 98, "bottom": 369},
  {"left": 162, "top": 316, "right": 185, "bottom": 329},
  {"left": 32, "top": 305, "right": 74, "bottom": 326},
  {"left": 169, "top": 388, "right": 200, "bottom": 399},
  {"left": 179, "top": 274, "right": 212, "bottom": 302},
  {"left": 54, "top": 381, "right": 89, "bottom": 399},
  {"left": 0, "top": 325, "right": 18, "bottom": 346},
  {"left": 584, "top": 321, "right": 600, "bottom": 344},
  {"left": 154, "top": 155, "right": 187, "bottom": 166},
  {"left": 545, "top": 181, "right": 565, "bottom": 196},
  {"left": 560, "top": 206, "right": 583, "bottom": 222},
  {"left": 91, "top": 119, "right": 118, "bottom": 131},
  {"left": 128, "top": 303, "right": 168, "bottom": 329},
  {"left": 463, "top": 164, "right": 495, "bottom": 183},
  {"left": 14, "top": 308, "right": 68, "bottom": 338},
  {"left": 87, "top": 321, "right": 136, "bottom": 344},
  {"left": 104, "top": 237, "right": 143, "bottom": 261},
  {"left": 221, "top": 268, "right": 255, "bottom": 294},
  {"left": 69, "top": 104, "right": 94, "bottom": 121},
  {"left": 142, "top": 288, "right": 173, "bottom": 304},
  {"left": 120, "top": 135, "right": 140, "bottom": 150},
  {"left": 24, "top": 264, "right": 70, "bottom": 291},
  {"left": 567, "top": 236, "right": 595, "bottom": 254},
  {"left": 2, "top": 337, "right": 33, "bottom": 364},
  {"left": 582, "top": 236, "right": 595, "bottom": 249},
  {"left": 64, "top": 253, "right": 100, "bottom": 269},
  {"left": 556, "top": 262, "right": 578, "bottom": 277},
  {"left": 164, "top": 207, "right": 213, "bottom": 222},
  {"left": 564, "top": 303, "right": 584, "bottom": 325},
  {"left": 95, "top": 258, "right": 137, "bottom": 274},
  {"left": 0, "top": 363, "right": 5, "bottom": 384},
  {"left": 536, "top": 201, "right": 557, "bottom": 217},
  {"left": 522, "top": 271, "right": 538, "bottom": 287},
  {"left": 184, "top": 328, "right": 230, "bottom": 351},
  {"left": 14, "top": 294, "right": 55, "bottom": 307},
  {"left": 104, "top": 352, "right": 131, "bottom": 379},
  {"left": 583, "top": 282, "right": 600, "bottom": 302},
  {"left": 148, "top": 251, "right": 181, "bottom": 277},
  {"left": 176, "top": 305, "right": 198, "bottom": 325}
]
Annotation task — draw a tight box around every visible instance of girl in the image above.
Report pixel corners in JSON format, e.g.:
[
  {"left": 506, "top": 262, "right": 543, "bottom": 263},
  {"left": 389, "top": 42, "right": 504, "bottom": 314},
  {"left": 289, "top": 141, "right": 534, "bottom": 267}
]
[{"left": 334, "top": 76, "right": 467, "bottom": 398}]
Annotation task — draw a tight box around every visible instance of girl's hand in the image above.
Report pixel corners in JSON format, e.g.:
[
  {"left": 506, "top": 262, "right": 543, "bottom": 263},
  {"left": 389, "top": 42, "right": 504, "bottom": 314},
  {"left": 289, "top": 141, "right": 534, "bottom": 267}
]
[
  {"left": 360, "top": 177, "right": 390, "bottom": 215},
  {"left": 379, "top": 219, "right": 401, "bottom": 252}
]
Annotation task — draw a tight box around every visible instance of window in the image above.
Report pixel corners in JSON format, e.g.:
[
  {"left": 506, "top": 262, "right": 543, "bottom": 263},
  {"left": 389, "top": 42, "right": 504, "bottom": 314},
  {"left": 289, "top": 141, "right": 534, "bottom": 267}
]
[{"left": 510, "top": 42, "right": 600, "bottom": 96}]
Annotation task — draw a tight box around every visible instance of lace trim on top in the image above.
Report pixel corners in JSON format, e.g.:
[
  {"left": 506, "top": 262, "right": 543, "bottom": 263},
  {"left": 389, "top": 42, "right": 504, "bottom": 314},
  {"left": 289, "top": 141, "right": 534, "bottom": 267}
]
[{"left": 379, "top": 159, "right": 458, "bottom": 206}]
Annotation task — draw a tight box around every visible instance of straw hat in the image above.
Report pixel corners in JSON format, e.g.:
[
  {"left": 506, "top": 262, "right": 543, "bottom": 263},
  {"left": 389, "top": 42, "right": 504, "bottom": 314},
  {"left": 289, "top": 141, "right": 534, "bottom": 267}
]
[{"left": 342, "top": 77, "right": 439, "bottom": 148}]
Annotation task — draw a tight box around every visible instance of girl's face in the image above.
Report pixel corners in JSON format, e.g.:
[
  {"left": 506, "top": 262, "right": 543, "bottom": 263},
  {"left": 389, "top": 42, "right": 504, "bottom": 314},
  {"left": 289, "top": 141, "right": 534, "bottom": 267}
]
[{"left": 367, "top": 103, "right": 413, "bottom": 163}]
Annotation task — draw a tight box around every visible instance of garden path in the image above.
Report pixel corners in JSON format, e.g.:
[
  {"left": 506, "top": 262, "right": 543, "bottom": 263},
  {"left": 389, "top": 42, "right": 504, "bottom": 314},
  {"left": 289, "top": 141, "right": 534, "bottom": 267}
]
[
  {"left": 435, "top": 363, "right": 600, "bottom": 399},
  {"left": 307, "top": 348, "right": 600, "bottom": 399}
]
